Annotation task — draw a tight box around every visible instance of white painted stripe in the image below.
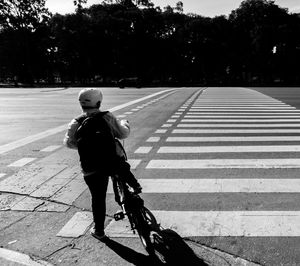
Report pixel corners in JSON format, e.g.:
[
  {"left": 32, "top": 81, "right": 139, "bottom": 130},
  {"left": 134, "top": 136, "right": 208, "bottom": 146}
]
[
  {"left": 105, "top": 211, "right": 300, "bottom": 237},
  {"left": 117, "top": 115, "right": 127, "bottom": 118},
  {"left": 146, "top": 159, "right": 300, "bottom": 169},
  {"left": 158, "top": 145, "right": 300, "bottom": 153},
  {"left": 188, "top": 109, "right": 300, "bottom": 112},
  {"left": 182, "top": 119, "right": 300, "bottom": 122},
  {"left": 151, "top": 211, "right": 300, "bottom": 237},
  {"left": 146, "top": 137, "right": 160, "bottom": 142},
  {"left": 134, "top": 147, "right": 153, "bottom": 153},
  {"left": 109, "top": 89, "right": 175, "bottom": 112},
  {"left": 40, "top": 145, "right": 62, "bottom": 152},
  {"left": 193, "top": 102, "right": 286, "bottom": 104},
  {"left": 8, "top": 158, "right": 36, "bottom": 167},
  {"left": 190, "top": 106, "right": 295, "bottom": 109},
  {"left": 171, "top": 115, "right": 180, "bottom": 118},
  {"left": 125, "top": 112, "right": 133, "bottom": 114},
  {"left": 172, "top": 129, "right": 300, "bottom": 134},
  {"left": 185, "top": 115, "right": 300, "bottom": 118},
  {"left": 127, "top": 159, "right": 142, "bottom": 169},
  {"left": 0, "top": 173, "right": 6, "bottom": 178},
  {"left": 139, "top": 178, "right": 300, "bottom": 193},
  {"left": 56, "top": 211, "right": 93, "bottom": 238},
  {"left": 187, "top": 112, "right": 300, "bottom": 114},
  {"left": 192, "top": 104, "right": 288, "bottom": 107},
  {"left": 177, "top": 123, "right": 300, "bottom": 128},
  {"left": 167, "top": 136, "right": 300, "bottom": 142},
  {"left": 161, "top": 124, "right": 172, "bottom": 128},
  {"left": 195, "top": 101, "right": 283, "bottom": 103},
  {"left": 0, "top": 89, "right": 174, "bottom": 155},
  {"left": 167, "top": 119, "right": 177, "bottom": 123},
  {"left": 131, "top": 108, "right": 139, "bottom": 111},
  {"left": 195, "top": 99, "right": 281, "bottom": 101},
  {"left": 155, "top": 129, "right": 167, "bottom": 133}
]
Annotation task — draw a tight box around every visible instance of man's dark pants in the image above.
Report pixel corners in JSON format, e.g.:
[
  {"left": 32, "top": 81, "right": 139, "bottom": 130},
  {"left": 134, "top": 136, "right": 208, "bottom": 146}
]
[
  {"left": 84, "top": 172, "right": 109, "bottom": 233},
  {"left": 83, "top": 162, "right": 139, "bottom": 233}
]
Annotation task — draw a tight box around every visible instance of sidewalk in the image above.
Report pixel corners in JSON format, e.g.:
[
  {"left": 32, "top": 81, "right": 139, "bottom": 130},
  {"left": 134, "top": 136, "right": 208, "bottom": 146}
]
[
  {"left": 0, "top": 248, "right": 53, "bottom": 266},
  {"left": 0, "top": 240, "right": 259, "bottom": 266}
]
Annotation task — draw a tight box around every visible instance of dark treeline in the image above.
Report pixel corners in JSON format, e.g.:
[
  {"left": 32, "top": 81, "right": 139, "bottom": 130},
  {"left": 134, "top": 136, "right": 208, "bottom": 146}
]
[{"left": 0, "top": 0, "right": 300, "bottom": 87}]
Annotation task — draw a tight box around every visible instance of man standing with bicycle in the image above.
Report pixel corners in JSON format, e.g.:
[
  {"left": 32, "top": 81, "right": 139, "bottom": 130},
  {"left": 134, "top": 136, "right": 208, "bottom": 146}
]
[{"left": 64, "top": 88, "right": 142, "bottom": 241}]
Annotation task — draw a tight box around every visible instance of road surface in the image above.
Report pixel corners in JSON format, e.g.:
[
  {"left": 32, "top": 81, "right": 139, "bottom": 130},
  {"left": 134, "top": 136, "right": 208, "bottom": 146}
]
[{"left": 1, "top": 86, "right": 300, "bottom": 265}]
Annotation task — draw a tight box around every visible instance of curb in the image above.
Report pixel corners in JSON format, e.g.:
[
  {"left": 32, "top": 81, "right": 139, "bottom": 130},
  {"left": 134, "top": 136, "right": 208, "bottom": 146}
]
[
  {"left": 186, "top": 241, "right": 261, "bottom": 266},
  {"left": 0, "top": 248, "right": 53, "bottom": 266}
]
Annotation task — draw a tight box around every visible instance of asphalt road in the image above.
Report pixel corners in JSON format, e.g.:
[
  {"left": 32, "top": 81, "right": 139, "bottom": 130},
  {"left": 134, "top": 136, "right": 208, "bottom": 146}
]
[{"left": 1, "top": 86, "right": 300, "bottom": 266}]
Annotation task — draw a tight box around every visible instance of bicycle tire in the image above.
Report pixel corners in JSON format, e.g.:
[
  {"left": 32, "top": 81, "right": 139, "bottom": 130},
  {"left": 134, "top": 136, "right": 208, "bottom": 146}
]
[
  {"left": 132, "top": 207, "right": 155, "bottom": 254},
  {"left": 141, "top": 207, "right": 159, "bottom": 230}
]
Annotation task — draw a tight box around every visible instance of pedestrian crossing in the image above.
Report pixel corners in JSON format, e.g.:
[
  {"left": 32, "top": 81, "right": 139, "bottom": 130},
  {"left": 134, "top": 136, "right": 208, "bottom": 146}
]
[
  {"left": 9, "top": 87, "right": 299, "bottom": 240},
  {"left": 105, "top": 87, "right": 300, "bottom": 238}
]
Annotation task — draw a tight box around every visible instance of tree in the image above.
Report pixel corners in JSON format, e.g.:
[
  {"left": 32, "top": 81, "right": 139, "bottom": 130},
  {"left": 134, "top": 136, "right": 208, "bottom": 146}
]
[
  {"left": 0, "top": 0, "right": 51, "bottom": 31},
  {"left": 175, "top": 1, "right": 183, "bottom": 13},
  {"left": 74, "top": 0, "right": 88, "bottom": 13},
  {"left": 228, "top": 0, "right": 290, "bottom": 84},
  {"left": 0, "top": 0, "right": 51, "bottom": 83}
]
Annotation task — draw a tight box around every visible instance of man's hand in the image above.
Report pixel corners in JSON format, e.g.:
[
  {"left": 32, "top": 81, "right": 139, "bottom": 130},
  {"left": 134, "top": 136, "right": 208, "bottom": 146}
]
[{"left": 120, "top": 119, "right": 130, "bottom": 128}]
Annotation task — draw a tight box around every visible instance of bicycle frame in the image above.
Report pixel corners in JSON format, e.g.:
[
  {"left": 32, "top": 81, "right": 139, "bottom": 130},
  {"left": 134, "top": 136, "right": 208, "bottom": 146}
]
[{"left": 111, "top": 174, "right": 145, "bottom": 232}]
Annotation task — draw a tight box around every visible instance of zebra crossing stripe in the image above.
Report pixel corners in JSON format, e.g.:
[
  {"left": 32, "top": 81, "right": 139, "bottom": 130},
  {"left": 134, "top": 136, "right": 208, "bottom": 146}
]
[
  {"left": 146, "top": 159, "right": 300, "bottom": 169},
  {"left": 190, "top": 106, "right": 295, "bottom": 109},
  {"left": 177, "top": 123, "right": 300, "bottom": 128},
  {"left": 172, "top": 129, "right": 300, "bottom": 134},
  {"left": 181, "top": 119, "right": 300, "bottom": 122},
  {"left": 146, "top": 137, "right": 160, "bottom": 142},
  {"left": 152, "top": 211, "right": 300, "bottom": 237},
  {"left": 40, "top": 145, "right": 61, "bottom": 152},
  {"left": 185, "top": 115, "right": 300, "bottom": 118},
  {"left": 186, "top": 112, "right": 300, "bottom": 114},
  {"left": 187, "top": 108, "right": 299, "bottom": 111},
  {"left": 157, "top": 145, "right": 300, "bottom": 153},
  {"left": 8, "top": 158, "right": 36, "bottom": 167},
  {"left": 137, "top": 178, "right": 300, "bottom": 193},
  {"left": 155, "top": 129, "right": 167, "bottom": 133},
  {"left": 56, "top": 212, "right": 93, "bottom": 238},
  {"left": 105, "top": 211, "right": 300, "bottom": 237},
  {"left": 195, "top": 101, "right": 283, "bottom": 103},
  {"left": 192, "top": 104, "right": 288, "bottom": 107},
  {"left": 127, "top": 159, "right": 142, "bottom": 169},
  {"left": 134, "top": 147, "right": 153, "bottom": 153},
  {"left": 167, "top": 136, "right": 300, "bottom": 142}
]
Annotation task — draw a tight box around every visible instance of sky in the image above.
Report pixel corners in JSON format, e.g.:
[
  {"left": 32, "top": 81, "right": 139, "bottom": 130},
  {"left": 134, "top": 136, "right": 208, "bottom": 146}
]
[{"left": 45, "top": 0, "right": 300, "bottom": 17}]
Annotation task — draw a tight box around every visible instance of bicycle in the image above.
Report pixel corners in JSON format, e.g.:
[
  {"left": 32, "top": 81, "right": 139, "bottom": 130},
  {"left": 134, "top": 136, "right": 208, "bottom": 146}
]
[
  {"left": 111, "top": 139, "right": 167, "bottom": 260},
  {"left": 112, "top": 172, "right": 161, "bottom": 253}
]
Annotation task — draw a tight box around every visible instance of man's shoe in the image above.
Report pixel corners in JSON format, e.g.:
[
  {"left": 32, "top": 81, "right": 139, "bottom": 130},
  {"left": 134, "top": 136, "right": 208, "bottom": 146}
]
[{"left": 90, "top": 227, "right": 109, "bottom": 242}]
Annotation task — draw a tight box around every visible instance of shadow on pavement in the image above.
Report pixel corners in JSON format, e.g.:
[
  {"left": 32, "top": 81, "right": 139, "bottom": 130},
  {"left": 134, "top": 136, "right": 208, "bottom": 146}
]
[
  {"left": 103, "top": 229, "right": 208, "bottom": 265},
  {"left": 151, "top": 229, "right": 208, "bottom": 265},
  {"left": 103, "top": 238, "right": 161, "bottom": 266}
]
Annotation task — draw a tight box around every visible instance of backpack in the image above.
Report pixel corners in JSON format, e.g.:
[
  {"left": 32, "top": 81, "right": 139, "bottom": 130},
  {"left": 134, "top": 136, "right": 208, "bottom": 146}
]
[{"left": 75, "top": 111, "right": 118, "bottom": 174}]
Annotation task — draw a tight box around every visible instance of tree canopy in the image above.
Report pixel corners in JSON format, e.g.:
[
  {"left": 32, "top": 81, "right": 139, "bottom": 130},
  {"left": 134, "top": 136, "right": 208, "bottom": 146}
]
[{"left": 0, "top": 0, "right": 299, "bottom": 86}]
